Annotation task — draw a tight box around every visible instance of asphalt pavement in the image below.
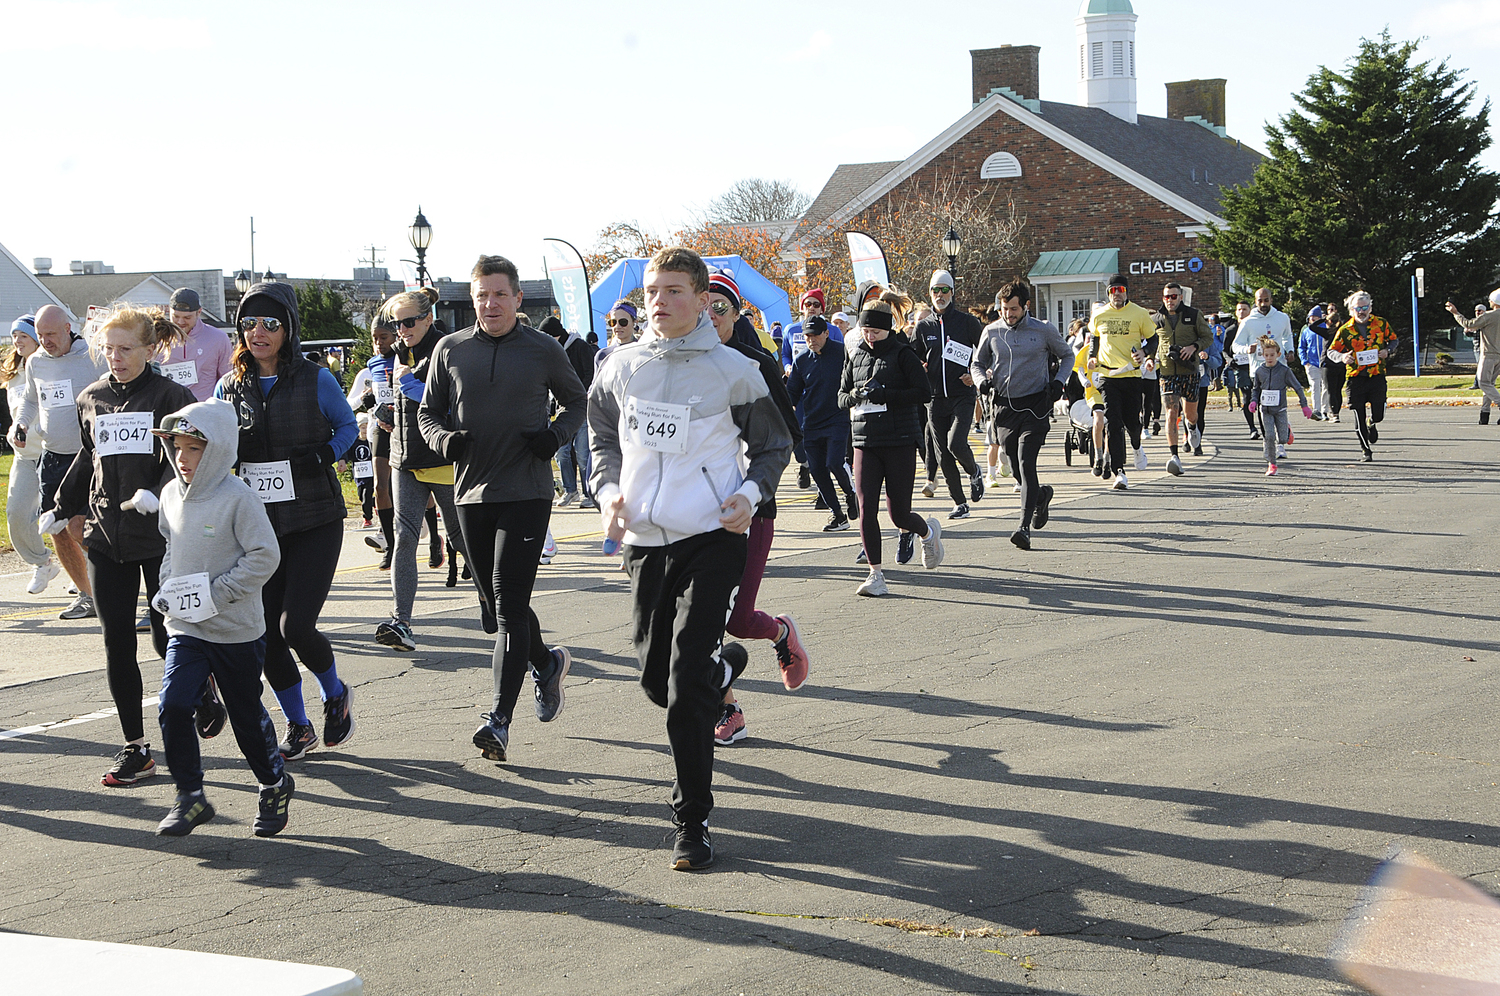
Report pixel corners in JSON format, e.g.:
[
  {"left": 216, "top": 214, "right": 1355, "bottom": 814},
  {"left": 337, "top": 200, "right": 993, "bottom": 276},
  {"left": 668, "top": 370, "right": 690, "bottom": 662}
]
[{"left": 1, "top": 406, "right": 1497, "bottom": 996}]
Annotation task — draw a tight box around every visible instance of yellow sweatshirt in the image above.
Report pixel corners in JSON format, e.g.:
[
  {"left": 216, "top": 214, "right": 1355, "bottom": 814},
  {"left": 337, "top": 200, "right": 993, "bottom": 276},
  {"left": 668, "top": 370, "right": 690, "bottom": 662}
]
[
  {"left": 1072, "top": 345, "right": 1103, "bottom": 407},
  {"left": 1088, "top": 302, "right": 1156, "bottom": 376}
]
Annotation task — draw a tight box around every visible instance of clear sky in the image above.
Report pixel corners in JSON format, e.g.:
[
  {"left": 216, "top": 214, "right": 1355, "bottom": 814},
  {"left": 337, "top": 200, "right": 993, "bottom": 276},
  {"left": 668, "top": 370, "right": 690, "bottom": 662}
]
[{"left": 4, "top": 0, "right": 1497, "bottom": 284}]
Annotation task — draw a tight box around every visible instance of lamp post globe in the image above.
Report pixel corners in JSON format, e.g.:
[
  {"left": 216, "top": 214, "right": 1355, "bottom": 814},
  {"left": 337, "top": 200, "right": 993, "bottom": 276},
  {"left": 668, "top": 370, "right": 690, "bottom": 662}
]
[
  {"left": 409, "top": 207, "right": 433, "bottom": 287},
  {"left": 942, "top": 226, "right": 961, "bottom": 280},
  {"left": 234, "top": 270, "right": 251, "bottom": 294},
  {"left": 262, "top": 268, "right": 276, "bottom": 284}
]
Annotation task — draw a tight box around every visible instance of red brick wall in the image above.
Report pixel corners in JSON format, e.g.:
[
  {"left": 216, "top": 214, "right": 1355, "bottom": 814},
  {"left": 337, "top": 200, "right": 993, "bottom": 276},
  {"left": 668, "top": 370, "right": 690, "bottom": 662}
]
[{"left": 843, "top": 109, "right": 1230, "bottom": 313}]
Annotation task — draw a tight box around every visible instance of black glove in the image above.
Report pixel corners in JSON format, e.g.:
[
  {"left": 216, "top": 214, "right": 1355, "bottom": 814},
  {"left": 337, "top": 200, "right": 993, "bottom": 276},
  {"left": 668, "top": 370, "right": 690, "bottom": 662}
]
[
  {"left": 359, "top": 390, "right": 375, "bottom": 411},
  {"left": 374, "top": 403, "right": 394, "bottom": 427},
  {"left": 521, "top": 427, "right": 560, "bottom": 461},
  {"left": 1048, "top": 380, "right": 1065, "bottom": 404},
  {"left": 864, "top": 387, "right": 888, "bottom": 405},
  {"left": 438, "top": 430, "right": 469, "bottom": 462}
]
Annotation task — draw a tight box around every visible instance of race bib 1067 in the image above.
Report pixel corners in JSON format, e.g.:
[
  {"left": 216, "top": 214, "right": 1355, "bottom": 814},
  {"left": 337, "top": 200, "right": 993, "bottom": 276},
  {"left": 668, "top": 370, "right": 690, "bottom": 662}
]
[{"left": 625, "top": 397, "right": 690, "bottom": 454}]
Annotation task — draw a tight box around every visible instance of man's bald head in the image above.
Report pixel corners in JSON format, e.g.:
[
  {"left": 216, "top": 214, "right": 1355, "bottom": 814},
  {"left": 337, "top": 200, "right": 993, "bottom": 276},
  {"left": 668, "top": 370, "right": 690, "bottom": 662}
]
[{"left": 34, "top": 305, "right": 73, "bottom": 356}]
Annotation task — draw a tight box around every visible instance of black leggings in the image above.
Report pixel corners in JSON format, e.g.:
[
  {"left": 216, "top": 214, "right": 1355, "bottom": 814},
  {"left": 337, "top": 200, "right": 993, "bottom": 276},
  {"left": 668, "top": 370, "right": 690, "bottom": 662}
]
[
  {"left": 1141, "top": 377, "right": 1161, "bottom": 425},
  {"left": 87, "top": 548, "right": 166, "bottom": 743},
  {"left": 853, "top": 445, "right": 928, "bottom": 567},
  {"left": 994, "top": 393, "right": 1051, "bottom": 524},
  {"left": 1196, "top": 385, "right": 1209, "bottom": 440},
  {"left": 456, "top": 499, "right": 553, "bottom": 722},
  {"left": 261, "top": 520, "right": 343, "bottom": 692},
  {"left": 1325, "top": 363, "right": 1347, "bottom": 416},
  {"left": 1347, "top": 375, "right": 1387, "bottom": 454},
  {"left": 1101, "top": 378, "right": 1144, "bottom": 470}
]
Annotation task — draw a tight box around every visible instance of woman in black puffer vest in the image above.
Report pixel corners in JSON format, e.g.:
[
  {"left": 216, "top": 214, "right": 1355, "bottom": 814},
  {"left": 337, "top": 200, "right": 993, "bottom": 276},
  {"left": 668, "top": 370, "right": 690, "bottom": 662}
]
[{"left": 838, "top": 295, "right": 943, "bottom": 597}]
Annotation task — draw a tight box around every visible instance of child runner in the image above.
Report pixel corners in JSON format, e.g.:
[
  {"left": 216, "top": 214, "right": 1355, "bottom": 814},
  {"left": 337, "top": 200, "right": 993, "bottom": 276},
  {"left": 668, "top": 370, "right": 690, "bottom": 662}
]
[
  {"left": 151, "top": 399, "right": 293, "bottom": 836},
  {"left": 589, "top": 247, "right": 792, "bottom": 870},
  {"left": 347, "top": 413, "right": 376, "bottom": 528},
  {"left": 1247, "top": 336, "right": 1313, "bottom": 476}
]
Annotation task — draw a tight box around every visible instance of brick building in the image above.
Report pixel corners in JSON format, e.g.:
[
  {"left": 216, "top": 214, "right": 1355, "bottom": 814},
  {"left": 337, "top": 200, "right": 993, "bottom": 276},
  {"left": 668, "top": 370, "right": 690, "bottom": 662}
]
[{"left": 787, "top": 0, "right": 1264, "bottom": 322}]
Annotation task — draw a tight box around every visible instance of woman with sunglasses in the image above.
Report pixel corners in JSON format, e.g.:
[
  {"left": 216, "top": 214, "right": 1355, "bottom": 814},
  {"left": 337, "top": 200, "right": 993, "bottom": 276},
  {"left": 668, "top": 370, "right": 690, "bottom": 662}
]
[
  {"left": 597, "top": 300, "right": 640, "bottom": 367},
  {"left": 1326, "top": 290, "right": 1398, "bottom": 462},
  {"left": 215, "top": 282, "right": 360, "bottom": 759}
]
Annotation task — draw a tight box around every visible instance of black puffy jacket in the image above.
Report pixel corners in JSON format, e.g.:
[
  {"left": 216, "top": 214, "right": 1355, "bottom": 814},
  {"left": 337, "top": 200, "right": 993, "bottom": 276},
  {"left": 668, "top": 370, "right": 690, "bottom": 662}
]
[{"left": 838, "top": 333, "right": 931, "bottom": 447}]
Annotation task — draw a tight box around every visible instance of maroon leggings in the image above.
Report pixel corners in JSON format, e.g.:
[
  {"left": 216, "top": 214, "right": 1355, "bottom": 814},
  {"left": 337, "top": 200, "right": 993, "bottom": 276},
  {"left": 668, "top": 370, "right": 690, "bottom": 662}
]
[
  {"left": 854, "top": 445, "right": 928, "bottom": 567},
  {"left": 726, "top": 515, "right": 779, "bottom": 642}
]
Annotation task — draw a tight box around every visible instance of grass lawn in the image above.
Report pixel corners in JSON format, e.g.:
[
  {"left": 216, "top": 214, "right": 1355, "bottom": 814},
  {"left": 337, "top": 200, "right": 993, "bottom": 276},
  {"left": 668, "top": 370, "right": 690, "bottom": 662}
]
[
  {"left": 1381, "top": 375, "right": 1477, "bottom": 397},
  {"left": 0, "top": 453, "right": 10, "bottom": 553}
]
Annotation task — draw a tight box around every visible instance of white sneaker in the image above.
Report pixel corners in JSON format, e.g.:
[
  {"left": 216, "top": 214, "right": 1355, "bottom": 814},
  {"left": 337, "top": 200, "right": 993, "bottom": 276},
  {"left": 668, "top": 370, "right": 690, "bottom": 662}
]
[
  {"left": 1113, "top": 473, "right": 1130, "bottom": 491},
  {"left": 920, "top": 516, "right": 944, "bottom": 569},
  {"left": 1276, "top": 444, "right": 1287, "bottom": 459},
  {"left": 556, "top": 491, "right": 578, "bottom": 507},
  {"left": 1141, "top": 424, "right": 1153, "bottom": 438},
  {"left": 1166, "top": 455, "right": 1183, "bottom": 477},
  {"left": 539, "top": 529, "right": 557, "bottom": 565},
  {"left": 1134, "top": 449, "right": 1147, "bottom": 471},
  {"left": 27, "top": 560, "right": 61, "bottom": 595},
  {"left": 1012, "top": 482, "right": 1022, "bottom": 494},
  {"left": 1000, "top": 462, "right": 1012, "bottom": 478},
  {"left": 856, "top": 570, "right": 888, "bottom": 597},
  {"left": 921, "top": 481, "right": 936, "bottom": 498},
  {"left": 1187, "top": 424, "right": 1201, "bottom": 450}
]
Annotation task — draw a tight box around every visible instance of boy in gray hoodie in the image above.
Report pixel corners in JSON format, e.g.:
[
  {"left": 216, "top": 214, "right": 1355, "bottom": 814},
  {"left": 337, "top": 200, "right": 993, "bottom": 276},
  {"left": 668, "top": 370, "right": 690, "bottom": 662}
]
[{"left": 150, "top": 399, "right": 293, "bottom": 837}]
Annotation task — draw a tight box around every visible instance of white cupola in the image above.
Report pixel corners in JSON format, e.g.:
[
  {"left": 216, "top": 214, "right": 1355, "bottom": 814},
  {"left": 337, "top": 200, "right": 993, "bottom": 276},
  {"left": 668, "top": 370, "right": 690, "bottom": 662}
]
[{"left": 1075, "top": 0, "right": 1138, "bottom": 124}]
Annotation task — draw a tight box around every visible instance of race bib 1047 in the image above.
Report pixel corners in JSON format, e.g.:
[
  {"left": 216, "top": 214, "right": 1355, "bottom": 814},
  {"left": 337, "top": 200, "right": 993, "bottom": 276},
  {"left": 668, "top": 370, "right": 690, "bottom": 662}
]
[
  {"left": 95, "top": 412, "right": 155, "bottom": 457},
  {"left": 241, "top": 460, "right": 296, "bottom": 503},
  {"left": 625, "top": 397, "right": 690, "bottom": 454}
]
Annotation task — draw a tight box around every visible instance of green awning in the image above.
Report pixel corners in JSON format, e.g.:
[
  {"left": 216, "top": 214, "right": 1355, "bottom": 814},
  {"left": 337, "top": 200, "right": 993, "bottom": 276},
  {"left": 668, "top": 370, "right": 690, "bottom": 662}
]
[{"left": 1029, "top": 248, "right": 1119, "bottom": 280}]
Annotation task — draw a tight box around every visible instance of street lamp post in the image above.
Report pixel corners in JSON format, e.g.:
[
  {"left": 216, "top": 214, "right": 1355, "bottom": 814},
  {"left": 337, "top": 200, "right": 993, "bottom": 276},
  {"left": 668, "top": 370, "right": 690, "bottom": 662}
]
[
  {"left": 262, "top": 268, "right": 276, "bottom": 283},
  {"left": 409, "top": 207, "right": 433, "bottom": 287},
  {"left": 234, "top": 270, "right": 252, "bottom": 295},
  {"left": 942, "top": 225, "right": 961, "bottom": 282}
]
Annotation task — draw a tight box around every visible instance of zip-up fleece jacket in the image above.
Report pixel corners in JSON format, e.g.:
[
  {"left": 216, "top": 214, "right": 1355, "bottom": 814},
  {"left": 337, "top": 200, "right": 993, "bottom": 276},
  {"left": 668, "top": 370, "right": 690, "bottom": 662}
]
[
  {"left": 588, "top": 314, "right": 792, "bottom": 548},
  {"left": 1453, "top": 309, "right": 1500, "bottom": 357},
  {"left": 57, "top": 366, "right": 196, "bottom": 563},
  {"left": 1233, "top": 306, "right": 1295, "bottom": 375},
  {"left": 16, "top": 335, "right": 106, "bottom": 454},
  {"left": 155, "top": 398, "right": 280, "bottom": 643},
  {"left": 913, "top": 304, "right": 984, "bottom": 398},
  {"left": 1251, "top": 362, "right": 1309, "bottom": 413},
  {"left": 838, "top": 332, "right": 932, "bottom": 447},
  {"left": 1298, "top": 325, "right": 1326, "bottom": 368},
  {"left": 970, "top": 314, "right": 1072, "bottom": 400},
  {"left": 1151, "top": 303, "right": 1211, "bottom": 378},
  {"left": 1087, "top": 302, "right": 1156, "bottom": 375},
  {"left": 787, "top": 338, "right": 848, "bottom": 438},
  {"left": 1328, "top": 316, "right": 1399, "bottom": 378},
  {"left": 391, "top": 327, "right": 448, "bottom": 472},
  {"left": 420, "top": 321, "right": 587, "bottom": 505}
]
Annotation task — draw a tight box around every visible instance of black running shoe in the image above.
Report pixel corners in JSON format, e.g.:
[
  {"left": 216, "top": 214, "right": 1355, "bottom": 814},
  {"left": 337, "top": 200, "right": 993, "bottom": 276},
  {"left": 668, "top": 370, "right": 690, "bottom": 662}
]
[
  {"left": 461, "top": 562, "right": 472, "bottom": 581},
  {"left": 428, "top": 545, "right": 444, "bottom": 569},
  {"left": 812, "top": 493, "right": 827, "bottom": 510},
  {"left": 322, "top": 682, "right": 354, "bottom": 748},
  {"left": 969, "top": 474, "right": 984, "bottom": 503},
  {"left": 822, "top": 514, "right": 850, "bottom": 532},
  {"left": 897, "top": 531, "right": 916, "bottom": 565},
  {"left": 254, "top": 773, "right": 295, "bottom": 837},
  {"left": 474, "top": 713, "right": 510, "bottom": 761},
  {"left": 195, "top": 675, "right": 227, "bottom": 739},
  {"left": 533, "top": 646, "right": 571, "bottom": 723},
  {"left": 378, "top": 548, "right": 392, "bottom": 571},
  {"left": 1010, "top": 527, "right": 1031, "bottom": 550},
  {"left": 671, "top": 819, "right": 713, "bottom": 871},
  {"left": 1368, "top": 424, "right": 1379, "bottom": 443},
  {"left": 102, "top": 743, "right": 156, "bottom": 786},
  {"left": 157, "top": 791, "right": 215, "bottom": 836},
  {"left": 718, "top": 642, "right": 749, "bottom": 693},
  {"left": 797, "top": 466, "right": 812, "bottom": 490},
  {"left": 948, "top": 503, "right": 970, "bottom": 520},
  {"left": 1032, "top": 485, "right": 1054, "bottom": 529},
  {"left": 855, "top": 548, "right": 867, "bottom": 564},
  {"left": 1362, "top": 451, "right": 1373, "bottom": 462},
  {"left": 845, "top": 493, "right": 859, "bottom": 521},
  {"left": 278, "top": 722, "right": 317, "bottom": 760}
]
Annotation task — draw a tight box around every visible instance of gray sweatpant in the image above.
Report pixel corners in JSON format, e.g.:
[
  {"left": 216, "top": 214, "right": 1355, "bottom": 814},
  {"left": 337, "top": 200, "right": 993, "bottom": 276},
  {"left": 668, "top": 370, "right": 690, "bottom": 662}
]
[
  {"left": 391, "top": 468, "right": 466, "bottom": 624},
  {"left": 1260, "top": 408, "right": 1289, "bottom": 463},
  {"left": 1479, "top": 353, "right": 1500, "bottom": 412},
  {"left": 5, "top": 455, "right": 50, "bottom": 566}
]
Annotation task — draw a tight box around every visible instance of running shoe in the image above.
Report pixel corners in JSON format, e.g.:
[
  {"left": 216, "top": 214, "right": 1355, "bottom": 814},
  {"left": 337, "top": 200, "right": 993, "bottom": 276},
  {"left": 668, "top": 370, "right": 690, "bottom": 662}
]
[
  {"left": 1287, "top": 431, "right": 1295, "bottom": 445},
  {"left": 361, "top": 518, "right": 374, "bottom": 530},
  {"left": 845, "top": 493, "right": 859, "bottom": 521},
  {"left": 948, "top": 503, "right": 970, "bottom": 520},
  {"left": 1368, "top": 424, "right": 1379, "bottom": 443},
  {"left": 812, "top": 493, "right": 827, "bottom": 510},
  {"left": 1193, "top": 446, "right": 1203, "bottom": 457},
  {"left": 195, "top": 676, "right": 227, "bottom": 739},
  {"left": 969, "top": 475, "right": 984, "bottom": 503},
  {"left": 714, "top": 703, "right": 747, "bottom": 745},
  {"left": 671, "top": 818, "right": 713, "bottom": 870},
  {"left": 278, "top": 722, "right": 318, "bottom": 760},
  {"left": 823, "top": 513, "right": 850, "bottom": 532},
  {"left": 59, "top": 594, "right": 95, "bottom": 620},
  {"left": 157, "top": 791, "right": 215, "bottom": 836},
  {"left": 1134, "top": 448, "right": 1148, "bottom": 472},
  {"left": 1166, "top": 454, "right": 1183, "bottom": 476},
  {"left": 1032, "top": 485, "right": 1054, "bottom": 529},
  {"left": 855, "top": 548, "right": 867, "bottom": 565},
  {"left": 856, "top": 570, "right": 888, "bottom": 597},
  {"left": 1000, "top": 461, "right": 1012, "bottom": 478},
  {"left": 718, "top": 642, "right": 749, "bottom": 692},
  {"left": 533, "top": 646, "right": 571, "bottom": 723},
  {"left": 1152, "top": 420, "right": 1162, "bottom": 436},
  {"left": 101, "top": 743, "right": 156, "bottom": 786},
  {"left": 556, "top": 490, "right": 578, "bottom": 507},
  {"left": 1333, "top": 413, "right": 1341, "bottom": 423},
  {"left": 921, "top": 480, "right": 936, "bottom": 498},
  {"left": 772, "top": 615, "right": 809, "bottom": 691},
  {"left": 254, "top": 773, "right": 295, "bottom": 837},
  {"left": 1010, "top": 526, "right": 1031, "bottom": 550},
  {"left": 1266, "top": 464, "right": 1278, "bottom": 476},
  {"left": 474, "top": 713, "right": 510, "bottom": 761},
  {"left": 26, "top": 560, "right": 60, "bottom": 594},
  {"left": 1012, "top": 482, "right": 1021, "bottom": 494},
  {"left": 135, "top": 614, "right": 151, "bottom": 633},
  {"left": 1482, "top": 411, "right": 1492, "bottom": 425},
  {"left": 1187, "top": 424, "right": 1202, "bottom": 450},
  {"left": 429, "top": 545, "right": 444, "bottom": 569},
  {"left": 896, "top": 531, "right": 916, "bottom": 565},
  {"left": 1112, "top": 473, "right": 1129, "bottom": 491},
  {"left": 378, "top": 548, "right": 392, "bottom": 571},
  {"left": 920, "top": 516, "right": 944, "bottom": 570},
  {"left": 539, "top": 531, "right": 557, "bottom": 565},
  {"left": 1361, "top": 451, "right": 1373, "bottom": 462},
  {"left": 364, "top": 533, "right": 387, "bottom": 552},
  {"left": 375, "top": 618, "right": 416, "bottom": 652},
  {"left": 1092, "top": 456, "right": 1104, "bottom": 478},
  {"left": 1276, "top": 444, "right": 1287, "bottom": 460},
  {"left": 322, "top": 682, "right": 355, "bottom": 748},
  {"left": 797, "top": 466, "right": 813, "bottom": 490},
  {"left": 1141, "top": 424, "right": 1153, "bottom": 439}
]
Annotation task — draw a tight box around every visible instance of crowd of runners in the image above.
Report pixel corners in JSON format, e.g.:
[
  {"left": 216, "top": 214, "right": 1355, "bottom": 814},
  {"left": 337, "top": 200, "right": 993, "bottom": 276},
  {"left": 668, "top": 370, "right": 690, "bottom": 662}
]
[{"left": 2, "top": 249, "right": 1487, "bottom": 869}]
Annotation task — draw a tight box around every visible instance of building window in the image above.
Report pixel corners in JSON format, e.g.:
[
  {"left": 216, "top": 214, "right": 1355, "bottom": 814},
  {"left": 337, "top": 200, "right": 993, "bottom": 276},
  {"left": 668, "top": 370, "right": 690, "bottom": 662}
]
[
  {"left": 1071, "top": 298, "right": 1093, "bottom": 324},
  {"left": 1112, "top": 40, "right": 1124, "bottom": 76},
  {"left": 1091, "top": 41, "right": 1104, "bottom": 78},
  {"left": 980, "top": 152, "right": 1022, "bottom": 179}
]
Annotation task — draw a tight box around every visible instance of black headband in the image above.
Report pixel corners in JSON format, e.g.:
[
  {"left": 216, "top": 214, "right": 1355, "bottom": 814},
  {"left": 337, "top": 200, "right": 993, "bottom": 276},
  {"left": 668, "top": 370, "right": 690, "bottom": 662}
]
[{"left": 856, "top": 308, "right": 893, "bottom": 331}]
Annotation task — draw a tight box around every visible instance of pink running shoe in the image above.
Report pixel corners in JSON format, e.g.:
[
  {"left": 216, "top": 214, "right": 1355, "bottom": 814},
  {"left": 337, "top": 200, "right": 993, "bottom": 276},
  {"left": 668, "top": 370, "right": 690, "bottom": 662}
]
[
  {"left": 1266, "top": 464, "right": 1278, "bottom": 476},
  {"left": 714, "top": 703, "right": 746, "bottom": 745},
  {"left": 773, "top": 614, "right": 809, "bottom": 691}
]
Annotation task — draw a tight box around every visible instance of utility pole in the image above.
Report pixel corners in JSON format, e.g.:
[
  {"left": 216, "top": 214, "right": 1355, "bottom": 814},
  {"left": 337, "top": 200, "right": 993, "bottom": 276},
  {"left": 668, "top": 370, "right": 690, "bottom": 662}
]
[
  {"left": 360, "top": 245, "right": 386, "bottom": 271},
  {"left": 250, "top": 217, "right": 256, "bottom": 278}
]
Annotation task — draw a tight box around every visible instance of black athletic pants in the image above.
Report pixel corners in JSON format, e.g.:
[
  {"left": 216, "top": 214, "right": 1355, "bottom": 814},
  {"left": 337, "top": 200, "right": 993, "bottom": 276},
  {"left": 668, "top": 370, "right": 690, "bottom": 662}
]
[
  {"left": 1141, "top": 377, "right": 1161, "bottom": 426},
  {"left": 1347, "top": 374, "right": 1387, "bottom": 455},
  {"left": 805, "top": 430, "right": 854, "bottom": 517},
  {"left": 1325, "top": 362, "right": 1347, "bottom": 417},
  {"left": 993, "top": 392, "right": 1051, "bottom": 525},
  {"left": 1101, "top": 378, "right": 1144, "bottom": 472},
  {"left": 1196, "top": 385, "right": 1210, "bottom": 441},
  {"left": 87, "top": 548, "right": 166, "bottom": 743},
  {"left": 928, "top": 390, "right": 980, "bottom": 504},
  {"left": 261, "top": 520, "right": 343, "bottom": 693},
  {"left": 853, "top": 445, "right": 929, "bottom": 567},
  {"left": 456, "top": 499, "right": 554, "bottom": 722},
  {"left": 625, "top": 529, "right": 747, "bottom": 826}
]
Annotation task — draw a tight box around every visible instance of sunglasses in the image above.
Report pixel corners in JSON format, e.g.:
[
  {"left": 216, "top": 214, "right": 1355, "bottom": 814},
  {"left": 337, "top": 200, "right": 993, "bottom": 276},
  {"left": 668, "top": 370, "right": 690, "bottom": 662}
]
[
  {"left": 931, "top": 286, "right": 953, "bottom": 294},
  {"left": 1108, "top": 286, "right": 1128, "bottom": 294},
  {"left": 1163, "top": 293, "right": 1181, "bottom": 300},
  {"left": 386, "top": 311, "right": 430, "bottom": 330},
  {"left": 239, "top": 317, "right": 283, "bottom": 333},
  {"left": 607, "top": 318, "right": 633, "bottom": 327},
  {"left": 709, "top": 301, "right": 734, "bottom": 316}
]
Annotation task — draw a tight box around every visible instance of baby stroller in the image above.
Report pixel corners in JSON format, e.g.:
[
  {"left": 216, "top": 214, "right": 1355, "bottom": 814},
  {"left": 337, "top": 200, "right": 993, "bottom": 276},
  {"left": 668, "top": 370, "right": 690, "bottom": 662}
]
[{"left": 1062, "top": 398, "right": 1095, "bottom": 467}]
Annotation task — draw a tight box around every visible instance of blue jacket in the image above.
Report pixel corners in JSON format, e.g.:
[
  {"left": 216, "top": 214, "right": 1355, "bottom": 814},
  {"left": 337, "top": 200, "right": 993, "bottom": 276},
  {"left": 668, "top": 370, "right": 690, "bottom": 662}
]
[
  {"left": 779, "top": 319, "right": 845, "bottom": 371},
  {"left": 787, "top": 338, "right": 848, "bottom": 437},
  {"left": 1198, "top": 331, "right": 1224, "bottom": 388},
  {"left": 1298, "top": 324, "right": 1326, "bottom": 367}
]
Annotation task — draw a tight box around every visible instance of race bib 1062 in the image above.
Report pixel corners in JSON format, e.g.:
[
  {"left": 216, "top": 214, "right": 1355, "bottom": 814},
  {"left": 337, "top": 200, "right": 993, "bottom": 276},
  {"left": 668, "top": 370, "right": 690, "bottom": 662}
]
[
  {"left": 241, "top": 460, "right": 296, "bottom": 503},
  {"left": 95, "top": 412, "right": 155, "bottom": 457},
  {"left": 154, "top": 572, "right": 218, "bottom": 623},
  {"left": 625, "top": 397, "right": 690, "bottom": 454}
]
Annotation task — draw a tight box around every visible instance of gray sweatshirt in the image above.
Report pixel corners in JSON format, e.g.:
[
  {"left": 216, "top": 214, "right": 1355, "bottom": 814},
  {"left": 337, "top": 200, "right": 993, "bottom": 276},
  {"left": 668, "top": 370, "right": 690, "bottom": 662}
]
[
  {"left": 1251, "top": 362, "right": 1308, "bottom": 413},
  {"left": 418, "top": 321, "right": 587, "bottom": 504},
  {"left": 969, "top": 314, "right": 1073, "bottom": 399},
  {"left": 155, "top": 398, "right": 281, "bottom": 644},
  {"left": 15, "top": 336, "right": 107, "bottom": 454}
]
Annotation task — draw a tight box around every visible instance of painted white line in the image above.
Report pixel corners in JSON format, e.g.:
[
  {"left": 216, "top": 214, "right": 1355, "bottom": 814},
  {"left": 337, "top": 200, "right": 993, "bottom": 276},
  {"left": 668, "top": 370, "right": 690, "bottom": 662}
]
[{"left": 0, "top": 695, "right": 159, "bottom": 742}]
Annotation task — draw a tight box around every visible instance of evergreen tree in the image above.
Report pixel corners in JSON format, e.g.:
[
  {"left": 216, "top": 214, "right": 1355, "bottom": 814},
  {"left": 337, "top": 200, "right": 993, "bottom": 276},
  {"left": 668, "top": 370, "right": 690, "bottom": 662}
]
[
  {"left": 1205, "top": 32, "right": 1500, "bottom": 347},
  {"left": 296, "top": 281, "right": 363, "bottom": 342}
]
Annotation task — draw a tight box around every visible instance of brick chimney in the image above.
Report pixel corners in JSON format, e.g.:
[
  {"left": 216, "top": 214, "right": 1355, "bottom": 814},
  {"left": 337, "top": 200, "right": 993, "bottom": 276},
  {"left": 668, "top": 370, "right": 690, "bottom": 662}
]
[
  {"left": 971, "top": 45, "right": 1040, "bottom": 104},
  {"left": 1166, "top": 79, "right": 1227, "bottom": 130}
]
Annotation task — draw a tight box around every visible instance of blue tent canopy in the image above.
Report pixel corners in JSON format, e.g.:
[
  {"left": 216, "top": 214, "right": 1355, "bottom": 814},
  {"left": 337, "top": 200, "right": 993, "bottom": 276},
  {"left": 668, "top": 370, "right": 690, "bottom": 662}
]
[{"left": 589, "top": 255, "right": 793, "bottom": 334}]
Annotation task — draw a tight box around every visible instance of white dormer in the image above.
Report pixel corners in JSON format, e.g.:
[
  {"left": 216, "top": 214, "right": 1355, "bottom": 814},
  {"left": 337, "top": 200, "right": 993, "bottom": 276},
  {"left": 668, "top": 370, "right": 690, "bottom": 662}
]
[{"left": 1075, "top": 0, "right": 1137, "bottom": 125}]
